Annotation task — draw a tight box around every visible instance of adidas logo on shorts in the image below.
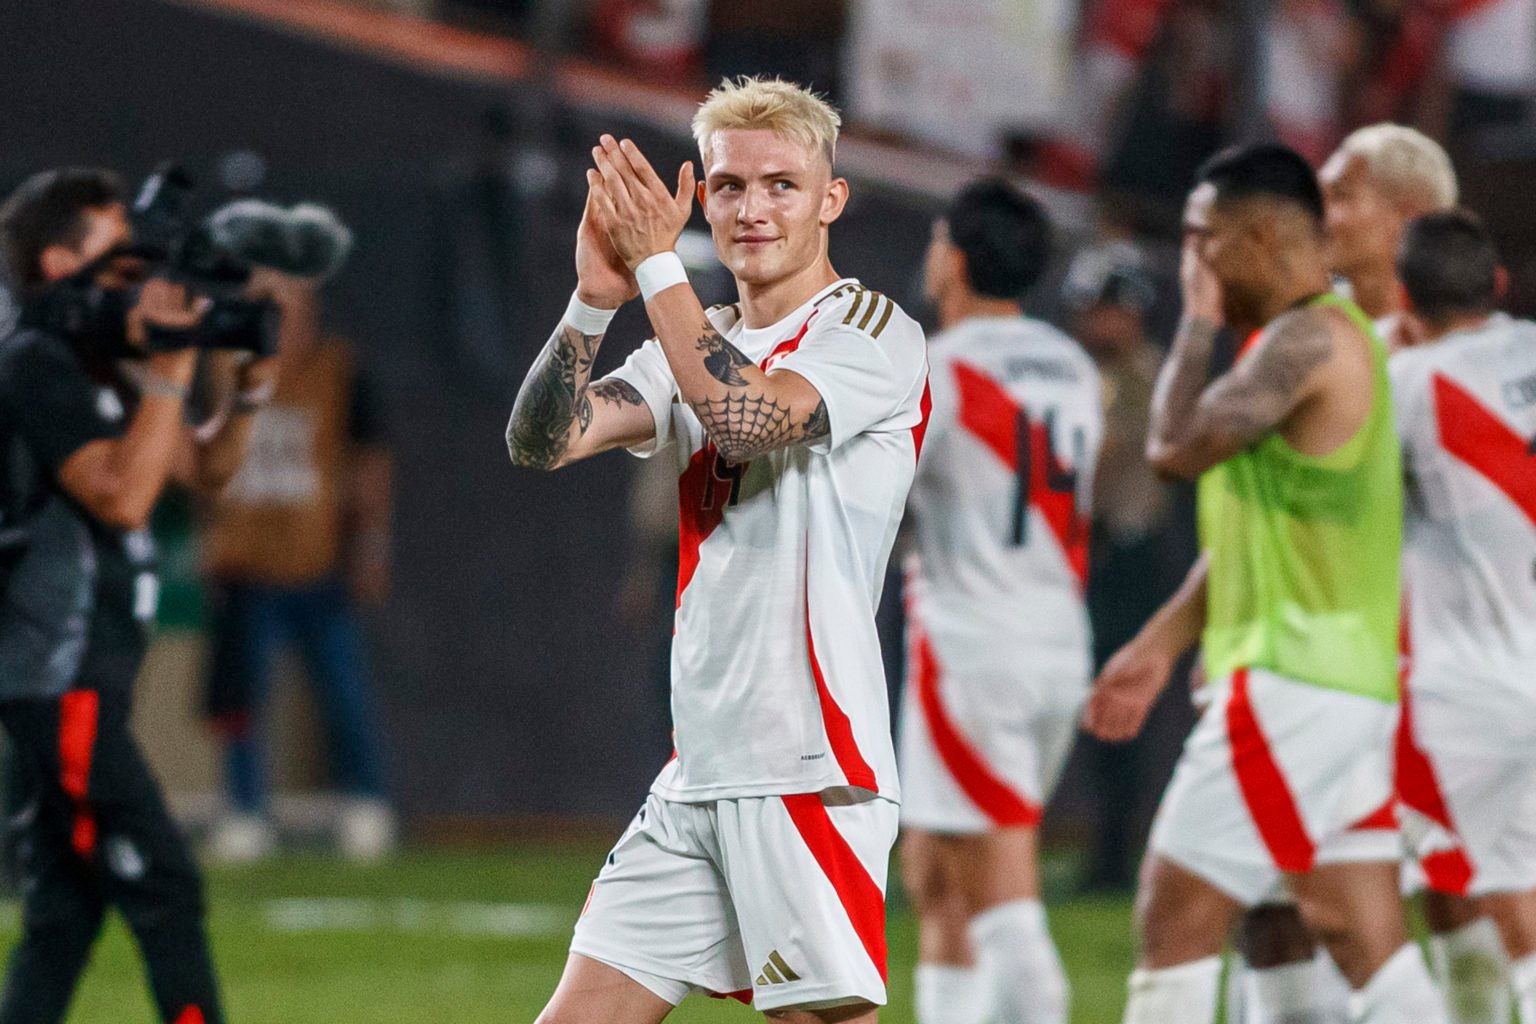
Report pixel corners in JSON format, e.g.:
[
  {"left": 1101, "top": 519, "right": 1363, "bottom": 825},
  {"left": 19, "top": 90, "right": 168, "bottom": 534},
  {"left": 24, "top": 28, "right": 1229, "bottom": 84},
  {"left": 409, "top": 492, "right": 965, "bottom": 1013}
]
[{"left": 755, "top": 950, "right": 801, "bottom": 987}]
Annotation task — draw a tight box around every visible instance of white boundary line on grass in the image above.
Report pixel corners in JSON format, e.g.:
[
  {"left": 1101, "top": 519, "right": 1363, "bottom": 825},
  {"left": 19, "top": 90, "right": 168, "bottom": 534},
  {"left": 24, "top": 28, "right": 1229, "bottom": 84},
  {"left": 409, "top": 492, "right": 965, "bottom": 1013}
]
[{"left": 263, "top": 898, "right": 570, "bottom": 938}]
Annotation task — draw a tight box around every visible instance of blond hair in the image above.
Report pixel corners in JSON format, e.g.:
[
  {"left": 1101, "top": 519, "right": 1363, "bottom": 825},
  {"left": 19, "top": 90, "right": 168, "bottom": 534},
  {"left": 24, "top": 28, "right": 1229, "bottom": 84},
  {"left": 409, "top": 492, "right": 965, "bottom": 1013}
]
[
  {"left": 1336, "top": 124, "right": 1458, "bottom": 212},
  {"left": 692, "top": 76, "right": 842, "bottom": 168}
]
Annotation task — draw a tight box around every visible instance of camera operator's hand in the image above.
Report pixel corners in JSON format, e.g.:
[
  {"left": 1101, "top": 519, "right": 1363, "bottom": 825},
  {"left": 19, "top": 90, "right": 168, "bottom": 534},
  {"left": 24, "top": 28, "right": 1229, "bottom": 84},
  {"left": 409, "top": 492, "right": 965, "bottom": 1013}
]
[
  {"left": 127, "top": 279, "right": 212, "bottom": 353},
  {"left": 575, "top": 177, "right": 640, "bottom": 310}
]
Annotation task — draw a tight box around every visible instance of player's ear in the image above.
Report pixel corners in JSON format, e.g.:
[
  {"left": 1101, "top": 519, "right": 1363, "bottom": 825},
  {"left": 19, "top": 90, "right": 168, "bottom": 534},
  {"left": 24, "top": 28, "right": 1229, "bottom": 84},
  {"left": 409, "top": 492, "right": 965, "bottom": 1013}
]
[
  {"left": 696, "top": 180, "right": 707, "bottom": 207},
  {"left": 821, "top": 177, "right": 849, "bottom": 227}
]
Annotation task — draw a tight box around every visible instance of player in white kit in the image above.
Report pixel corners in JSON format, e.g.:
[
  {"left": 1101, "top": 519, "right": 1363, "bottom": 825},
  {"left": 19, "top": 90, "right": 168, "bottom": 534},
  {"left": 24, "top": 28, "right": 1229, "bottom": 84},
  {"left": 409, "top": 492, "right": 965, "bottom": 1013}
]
[
  {"left": 1390, "top": 210, "right": 1536, "bottom": 1023},
  {"left": 898, "top": 180, "right": 1103, "bottom": 1024},
  {"left": 1228, "top": 123, "right": 1466, "bottom": 1024},
  {"left": 506, "top": 78, "right": 928, "bottom": 1023}
]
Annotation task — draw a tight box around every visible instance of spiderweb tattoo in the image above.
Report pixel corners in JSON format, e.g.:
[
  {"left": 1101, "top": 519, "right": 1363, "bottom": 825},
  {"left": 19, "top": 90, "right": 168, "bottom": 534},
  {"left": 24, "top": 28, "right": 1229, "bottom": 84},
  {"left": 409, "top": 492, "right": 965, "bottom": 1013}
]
[{"left": 690, "top": 323, "right": 830, "bottom": 463}]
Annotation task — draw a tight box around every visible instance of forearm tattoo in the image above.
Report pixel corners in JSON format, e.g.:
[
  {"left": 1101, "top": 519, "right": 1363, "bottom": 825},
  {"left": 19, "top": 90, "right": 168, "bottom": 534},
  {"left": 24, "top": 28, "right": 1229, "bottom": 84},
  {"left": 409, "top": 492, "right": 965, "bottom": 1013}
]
[
  {"left": 689, "top": 323, "right": 829, "bottom": 464},
  {"left": 1196, "top": 309, "right": 1333, "bottom": 445},
  {"left": 578, "top": 378, "right": 646, "bottom": 434},
  {"left": 698, "top": 328, "right": 754, "bottom": 386},
  {"left": 1148, "top": 315, "right": 1220, "bottom": 454},
  {"left": 506, "top": 323, "right": 603, "bottom": 469}
]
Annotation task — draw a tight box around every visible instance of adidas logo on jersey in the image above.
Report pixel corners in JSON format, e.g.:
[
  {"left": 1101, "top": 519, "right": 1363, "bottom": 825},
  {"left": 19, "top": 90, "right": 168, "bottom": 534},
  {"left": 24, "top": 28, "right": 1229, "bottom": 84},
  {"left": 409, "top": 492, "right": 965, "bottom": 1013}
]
[{"left": 755, "top": 950, "right": 801, "bottom": 987}]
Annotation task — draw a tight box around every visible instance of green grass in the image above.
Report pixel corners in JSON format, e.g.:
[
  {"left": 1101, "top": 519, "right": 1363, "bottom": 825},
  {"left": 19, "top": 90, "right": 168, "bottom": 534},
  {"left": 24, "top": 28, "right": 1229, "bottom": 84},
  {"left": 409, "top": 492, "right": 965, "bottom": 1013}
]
[{"left": 6, "top": 846, "right": 1139, "bottom": 1023}]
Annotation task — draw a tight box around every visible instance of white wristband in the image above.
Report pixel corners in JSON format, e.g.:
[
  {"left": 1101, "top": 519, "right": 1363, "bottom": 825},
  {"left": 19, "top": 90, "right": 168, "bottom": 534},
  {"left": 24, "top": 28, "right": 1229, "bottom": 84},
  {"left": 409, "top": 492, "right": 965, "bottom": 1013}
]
[
  {"left": 564, "top": 292, "right": 618, "bottom": 336},
  {"left": 635, "top": 251, "right": 689, "bottom": 302}
]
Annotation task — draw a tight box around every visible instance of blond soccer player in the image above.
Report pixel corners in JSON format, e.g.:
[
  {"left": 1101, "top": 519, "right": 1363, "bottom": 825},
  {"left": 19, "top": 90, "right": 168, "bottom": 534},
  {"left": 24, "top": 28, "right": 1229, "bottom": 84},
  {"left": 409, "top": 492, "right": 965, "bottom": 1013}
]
[{"left": 507, "top": 78, "right": 929, "bottom": 1023}]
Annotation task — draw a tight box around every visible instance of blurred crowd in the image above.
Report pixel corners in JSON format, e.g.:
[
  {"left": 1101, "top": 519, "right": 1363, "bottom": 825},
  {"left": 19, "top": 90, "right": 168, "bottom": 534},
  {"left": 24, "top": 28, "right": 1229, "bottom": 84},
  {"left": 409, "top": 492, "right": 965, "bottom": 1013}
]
[{"left": 429, "top": 0, "right": 1535, "bottom": 202}]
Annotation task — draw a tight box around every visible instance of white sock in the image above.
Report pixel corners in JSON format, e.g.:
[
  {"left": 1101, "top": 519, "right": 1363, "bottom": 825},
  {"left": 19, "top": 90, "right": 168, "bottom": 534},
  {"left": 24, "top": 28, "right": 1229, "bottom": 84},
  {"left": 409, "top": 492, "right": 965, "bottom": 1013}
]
[
  {"left": 1241, "top": 950, "right": 1347, "bottom": 1023},
  {"left": 1347, "top": 943, "right": 1450, "bottom": 1024},
  {"left": 970, "top": 899, "right": 1068, "bottom": 1024},
  {"left": 1509, "top": 952, "right": 1536, "bottom": 1024},
  {"left": 914, "top": 963, "right": 990, "bottom": 1024},
  {"left": 1123, "top": 956, "right": 1222, "bottom": 1024},
  {"left": 1428, "top": 917, "right": 1510, "bottom": 1024}
]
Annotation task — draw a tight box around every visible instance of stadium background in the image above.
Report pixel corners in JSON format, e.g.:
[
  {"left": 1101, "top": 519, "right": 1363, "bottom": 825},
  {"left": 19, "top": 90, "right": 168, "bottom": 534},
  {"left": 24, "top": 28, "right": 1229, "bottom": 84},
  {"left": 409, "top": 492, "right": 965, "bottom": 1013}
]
[{"left": 0, "top": 0, "right": 1532, "bottom": 1019}]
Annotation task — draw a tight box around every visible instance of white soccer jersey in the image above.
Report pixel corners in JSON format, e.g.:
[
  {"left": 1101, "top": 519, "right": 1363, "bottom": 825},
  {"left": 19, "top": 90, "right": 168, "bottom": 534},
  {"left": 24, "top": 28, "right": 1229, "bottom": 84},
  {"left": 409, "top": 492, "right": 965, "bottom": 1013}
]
[
  {"left": 905, "top": 316, "right": 1103, "bottom": 683},
  {"left": 1391, "top": 313, "right": 1536, "bottom": 757},
  {"left": 610, "top": 278, "right": 930, "bottom": 803}
]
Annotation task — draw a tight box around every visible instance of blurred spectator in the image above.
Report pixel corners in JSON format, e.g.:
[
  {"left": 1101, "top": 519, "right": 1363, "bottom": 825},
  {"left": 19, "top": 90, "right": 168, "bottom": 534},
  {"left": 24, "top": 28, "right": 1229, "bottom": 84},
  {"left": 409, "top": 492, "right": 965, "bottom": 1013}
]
[
  {"left": 1060, "top": 241, "right": 1193, "bottom": 889},
  {"left": 589, "top": 0, "right": 707, "bottom": 85},
  {"left": 846, "top": 0, "right": 1072, "bottom": 157},
  {"left": 1265, "top": 0, "right": 1359, "bottom": 163},
  {"left": 200, "top": 272, "right": 395, "bottom": 863},
  {"left": 1444, "top": 0, "right": 1536, "bottom": 148}
]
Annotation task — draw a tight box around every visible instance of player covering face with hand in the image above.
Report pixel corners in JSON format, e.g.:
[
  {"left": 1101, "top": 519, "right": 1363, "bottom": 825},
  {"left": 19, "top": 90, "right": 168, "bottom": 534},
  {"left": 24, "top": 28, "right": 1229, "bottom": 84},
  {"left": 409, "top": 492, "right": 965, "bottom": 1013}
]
[
  {"left": 1083, "top": 144, "right": 1448, "bottom": 1024},
  {"left": 507, "top": 78, "right": 929, "bottom": 1024}
]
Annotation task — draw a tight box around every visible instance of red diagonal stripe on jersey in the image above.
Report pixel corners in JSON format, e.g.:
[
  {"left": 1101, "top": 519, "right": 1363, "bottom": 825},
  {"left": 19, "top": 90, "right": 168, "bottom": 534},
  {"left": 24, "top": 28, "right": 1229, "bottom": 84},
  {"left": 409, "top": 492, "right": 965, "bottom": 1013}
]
[
  {"left": 173, "top": 1007, "right": 207, "bottom": 1024},
  {"left": 782, "top": 794, "right": 888, "bottom": 982},
  {"left": 1226, "top": 669, "right": 1316, "bottom": 873},
  {"left": 806, "top": 565, "right": 878, "bottom": 792},
  {"left": 952, "top": 361, "right": 1088, "bottom": 585},
  {"left": 914, "top": 630, "right": 1041, "bottom": 827},
  {"left": 675, "top": 445, "right": 734, "bottom": 608},
  {"left": 1434, "top": 373, "right": 1536, "bottom": 526},
  {"left": 760, "top": 315, "right": 816, "bottom": 372},
  {"left": 59, "top": 690, "right": 99, "bottom": 859}
]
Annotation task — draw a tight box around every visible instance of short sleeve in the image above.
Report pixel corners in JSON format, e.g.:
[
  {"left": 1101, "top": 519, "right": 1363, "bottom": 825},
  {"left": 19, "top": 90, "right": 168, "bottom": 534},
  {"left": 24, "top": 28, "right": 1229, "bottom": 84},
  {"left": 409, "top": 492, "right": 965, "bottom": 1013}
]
[
  {"left": 606, "top": 338, "right": 677, "bottom": 458},
  {"left": 0, "top": 333, "right": 124, "bottom": 479},
  {"left": 772, "top": 305, "right": 927, "bottom": 454}
]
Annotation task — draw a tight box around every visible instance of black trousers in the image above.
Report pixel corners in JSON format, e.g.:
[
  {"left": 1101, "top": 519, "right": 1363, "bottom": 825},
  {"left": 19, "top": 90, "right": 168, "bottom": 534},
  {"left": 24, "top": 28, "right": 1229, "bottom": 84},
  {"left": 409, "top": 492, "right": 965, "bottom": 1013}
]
[{"left": 0, "top": 690, "right": 223, "bottom": 1024}]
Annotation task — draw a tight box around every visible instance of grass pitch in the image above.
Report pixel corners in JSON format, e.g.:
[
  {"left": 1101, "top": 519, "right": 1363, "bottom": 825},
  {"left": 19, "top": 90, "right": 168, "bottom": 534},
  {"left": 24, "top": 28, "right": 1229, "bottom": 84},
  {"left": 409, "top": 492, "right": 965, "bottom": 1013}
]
[{"left": 6, "top": 846, "right": 1139, "bottom": 1023}]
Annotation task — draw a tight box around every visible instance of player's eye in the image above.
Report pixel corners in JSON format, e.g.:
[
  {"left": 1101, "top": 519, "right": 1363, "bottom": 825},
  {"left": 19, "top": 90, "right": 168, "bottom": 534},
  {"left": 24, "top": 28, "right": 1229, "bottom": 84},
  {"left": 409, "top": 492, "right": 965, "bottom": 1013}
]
[{"left": 773, "top": 180, "right": 795, "bottom": 192}]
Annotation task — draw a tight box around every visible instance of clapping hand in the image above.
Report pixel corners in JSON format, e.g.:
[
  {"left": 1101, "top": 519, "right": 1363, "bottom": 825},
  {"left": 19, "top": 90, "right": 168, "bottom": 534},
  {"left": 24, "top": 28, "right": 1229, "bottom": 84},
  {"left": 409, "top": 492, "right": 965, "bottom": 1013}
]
[{"left": 586, "top": 135, "right": 695, "bottom": 271}]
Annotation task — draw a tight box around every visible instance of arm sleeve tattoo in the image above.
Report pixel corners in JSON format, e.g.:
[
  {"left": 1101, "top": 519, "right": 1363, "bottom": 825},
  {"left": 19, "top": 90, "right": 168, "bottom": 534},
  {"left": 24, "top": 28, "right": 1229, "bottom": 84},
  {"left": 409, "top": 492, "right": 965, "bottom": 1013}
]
[
  {"left": 690, "top": 323, "right": 829, "bottom": 464},
  {"left": 1150, "top": 307, "right": 1334, "bottom": 474},
  {"left": 1195, "top": 309, "right": 1334, "bottom": 447},
  {"left": 505, "top": 322, "right": 605, "bottom": 469}
]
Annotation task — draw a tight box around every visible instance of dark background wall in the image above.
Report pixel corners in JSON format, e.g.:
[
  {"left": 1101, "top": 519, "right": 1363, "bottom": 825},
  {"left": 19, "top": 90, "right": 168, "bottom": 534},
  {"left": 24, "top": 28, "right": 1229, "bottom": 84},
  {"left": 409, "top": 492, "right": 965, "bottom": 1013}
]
[{"left": 0, "top": 0, "right": 942, "bottom": 822}]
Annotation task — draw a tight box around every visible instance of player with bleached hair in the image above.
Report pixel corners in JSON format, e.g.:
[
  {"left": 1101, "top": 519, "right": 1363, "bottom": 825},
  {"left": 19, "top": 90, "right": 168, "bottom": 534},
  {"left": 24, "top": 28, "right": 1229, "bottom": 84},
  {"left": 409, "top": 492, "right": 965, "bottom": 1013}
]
[{"left": 507, "top": 77, "right": 929, "bottom": 1023}]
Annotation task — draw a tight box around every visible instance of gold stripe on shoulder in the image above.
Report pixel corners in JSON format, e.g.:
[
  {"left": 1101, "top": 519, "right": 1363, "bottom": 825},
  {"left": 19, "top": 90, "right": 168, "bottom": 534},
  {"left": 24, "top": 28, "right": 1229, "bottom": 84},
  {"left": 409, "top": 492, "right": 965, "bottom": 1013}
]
[
  {"left": 818, "top": 282, "right": 865, "bottom": 309},
  {"left": 856, "top": 292, "right": 886, "bottom": 331},
  {"left": 842, "top": 290, "right": 869, "bottom": 326},
  {"left": 870, "top": 297, "right": 896, "bottom": 338}
]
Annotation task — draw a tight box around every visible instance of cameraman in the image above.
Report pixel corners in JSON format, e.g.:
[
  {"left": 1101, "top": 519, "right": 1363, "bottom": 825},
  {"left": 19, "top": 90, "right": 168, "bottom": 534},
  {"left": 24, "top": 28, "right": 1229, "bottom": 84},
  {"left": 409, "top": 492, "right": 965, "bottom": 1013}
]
[{"left": 0, "top": 168, "right": 276, "bottom": 1024}]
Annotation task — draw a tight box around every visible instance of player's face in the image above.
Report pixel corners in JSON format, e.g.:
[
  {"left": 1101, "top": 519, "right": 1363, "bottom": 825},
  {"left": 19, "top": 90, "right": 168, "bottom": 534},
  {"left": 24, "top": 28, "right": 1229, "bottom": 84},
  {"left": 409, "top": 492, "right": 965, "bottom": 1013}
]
[
  {"left": 700, "top": 129, "right": 847, "bottom": 288},
  {"left": 1184, "top": 183, "right": 1264, "bottom": 325},
  {"left": 1319, "top": 154, "right": 1402, "bottom": 278}
]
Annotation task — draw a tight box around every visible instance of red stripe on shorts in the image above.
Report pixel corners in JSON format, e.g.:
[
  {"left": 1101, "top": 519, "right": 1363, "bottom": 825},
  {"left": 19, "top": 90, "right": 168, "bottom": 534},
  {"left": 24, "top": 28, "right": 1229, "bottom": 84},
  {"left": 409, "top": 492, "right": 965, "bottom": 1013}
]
[
  {"left": 1395, "top": 671, "right": 1476, "bottom": 896},
  {"left": 58, "top": 690, "right": 100, "bottom": 859},
  {"left": 913, "top": 630, "right": 1041, "bottom": 828},
  {"left": 782, "top": 793, "right": 887, "bottom": 983},
  {"left": 173, "top": 1008, "right": 206, "bottom": 1024},
  {"left": 1225, "top": 669, "right": 1316, "bottom": 873}
]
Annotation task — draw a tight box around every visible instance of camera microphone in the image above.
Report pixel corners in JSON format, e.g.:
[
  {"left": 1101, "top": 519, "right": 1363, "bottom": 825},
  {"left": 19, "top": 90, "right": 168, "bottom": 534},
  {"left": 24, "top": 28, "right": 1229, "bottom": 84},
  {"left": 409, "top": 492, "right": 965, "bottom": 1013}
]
[{"left": 206, "top": 200, "right": 354, "bottom": 281}]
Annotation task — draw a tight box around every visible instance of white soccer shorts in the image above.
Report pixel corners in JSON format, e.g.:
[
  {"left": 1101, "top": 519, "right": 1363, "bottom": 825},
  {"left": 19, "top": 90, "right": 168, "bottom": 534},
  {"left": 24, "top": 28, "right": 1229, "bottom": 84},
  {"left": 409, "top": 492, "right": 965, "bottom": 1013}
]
[
  {"left": 897, "top": 630, "right": 1082, "bottom": 835},
  {"left": 570, "top": 788, "right": 898, "bottom": 1012},
  {"left": 1149, "top": 667, "right": 1399, "bottom": 906},
  {"left": 1397, "top": 693, "right": 1536, "bottom": 898}
]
